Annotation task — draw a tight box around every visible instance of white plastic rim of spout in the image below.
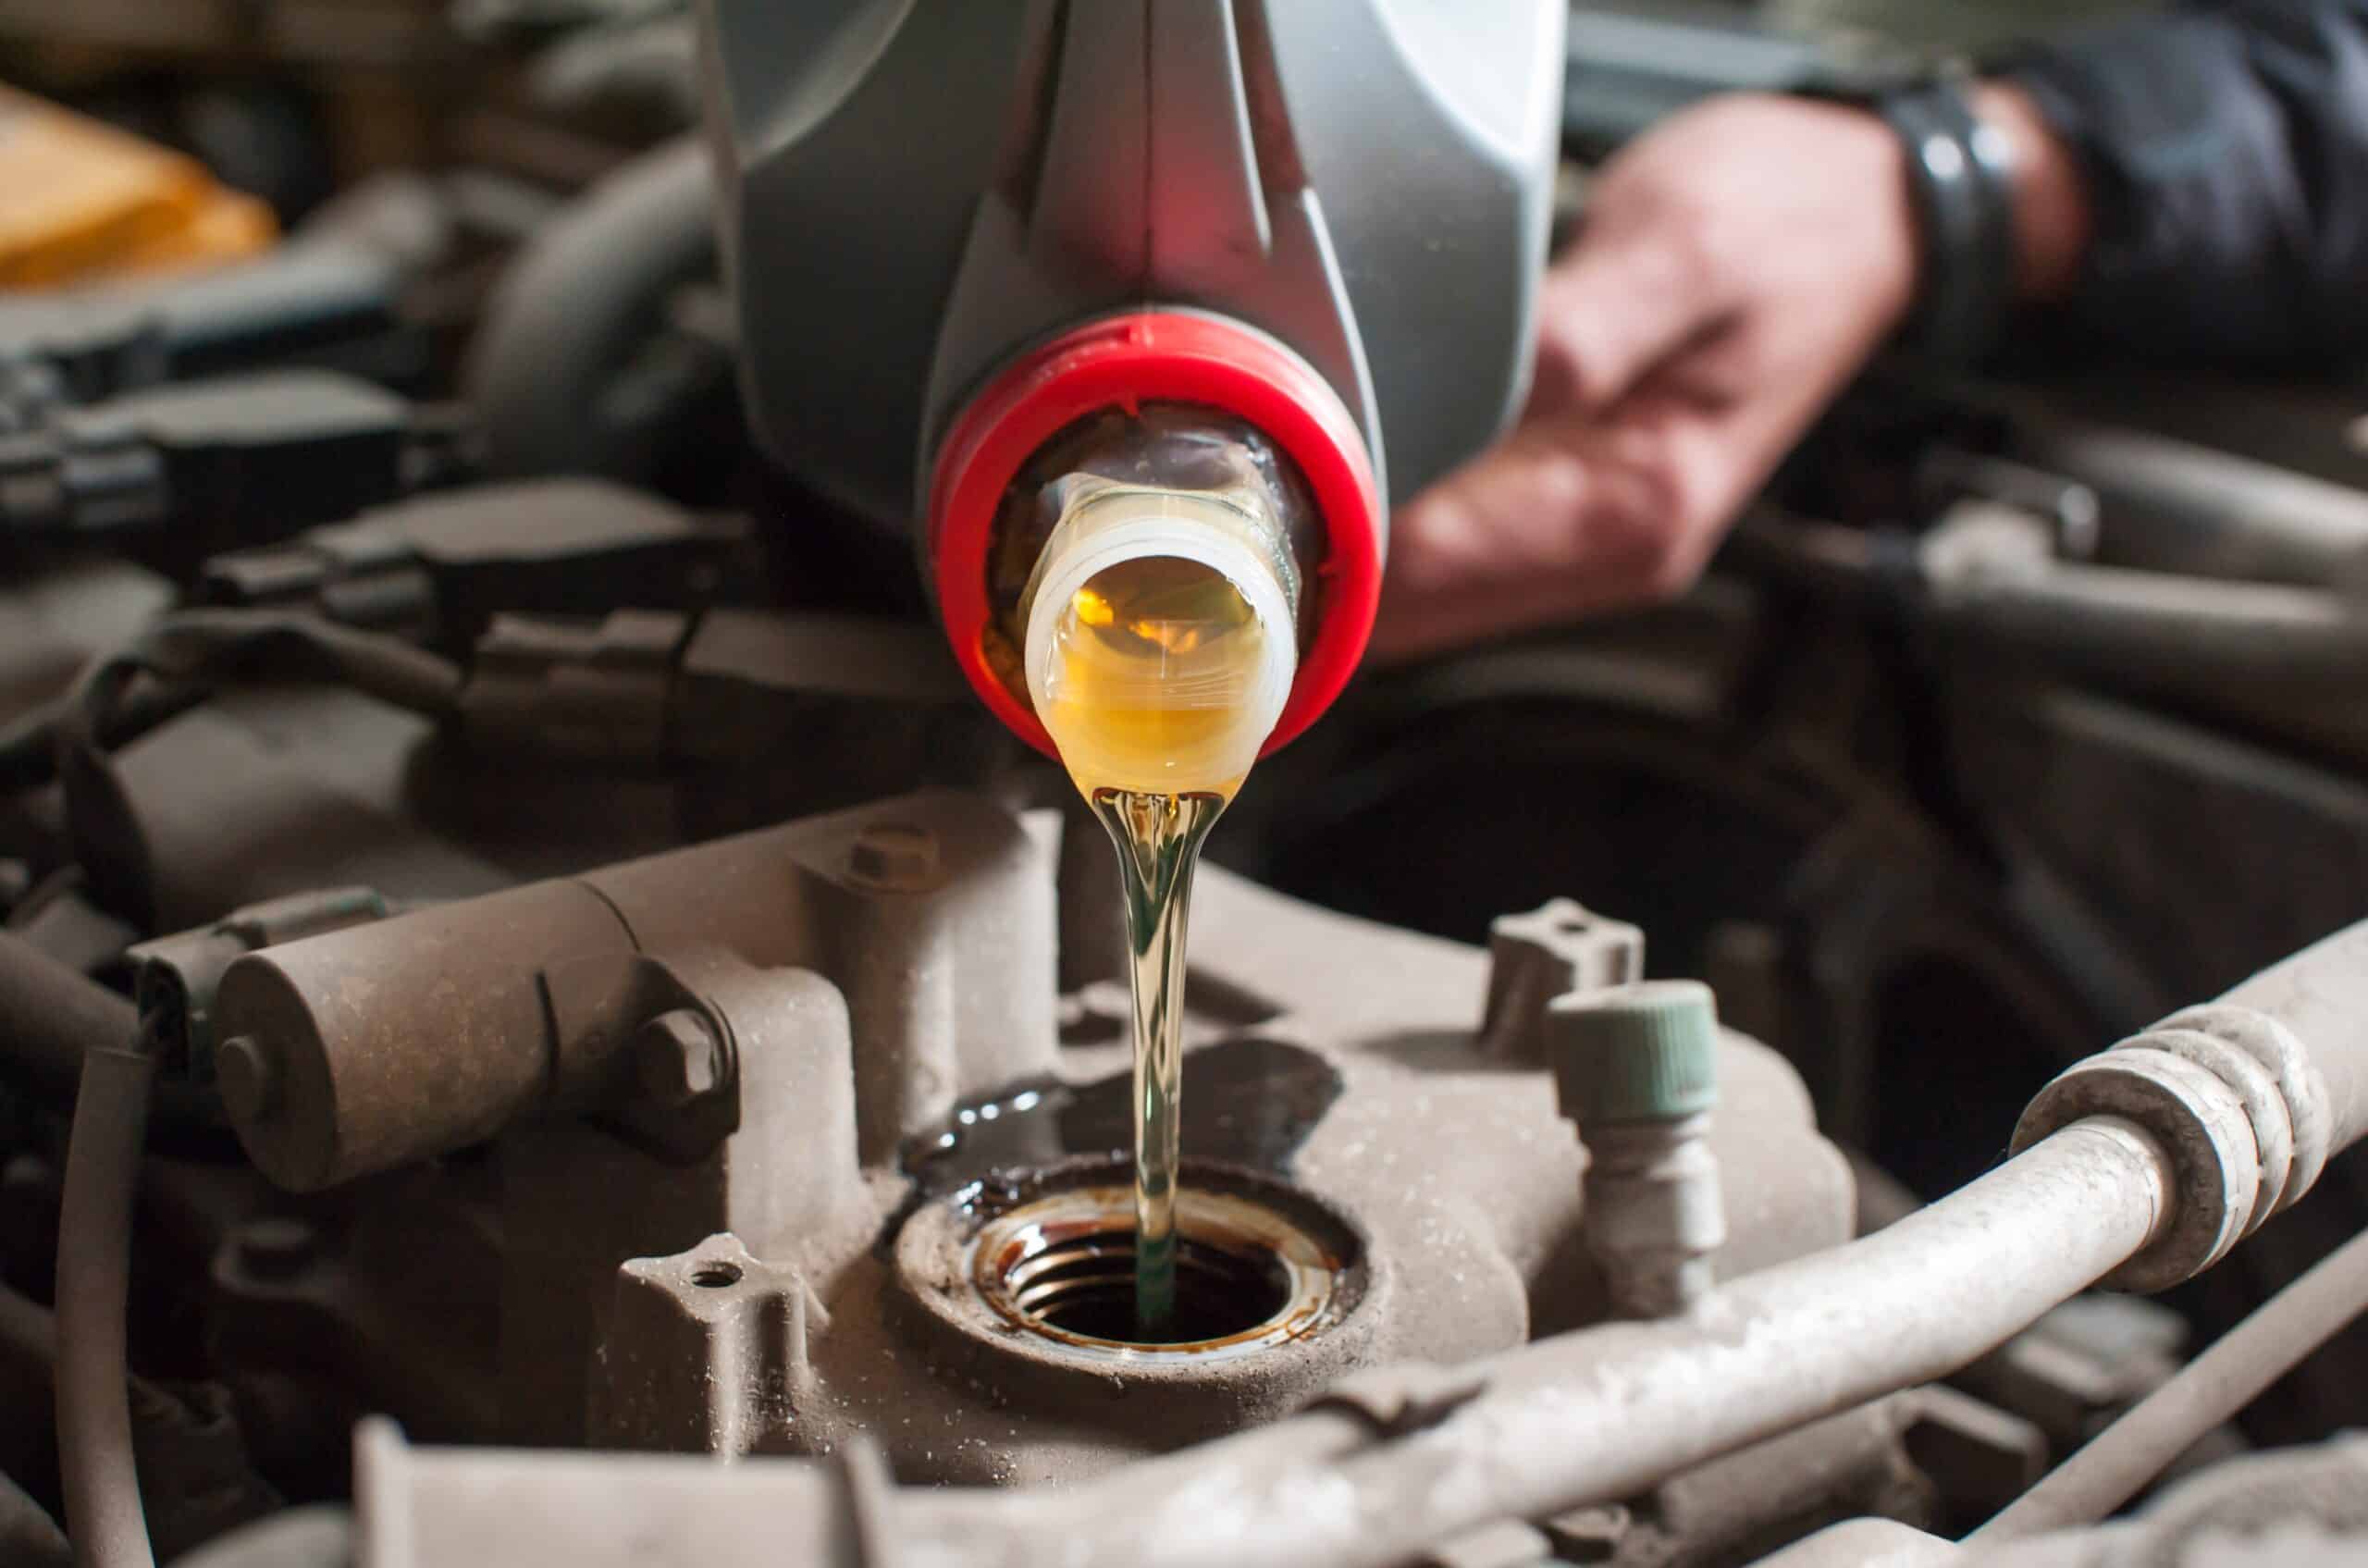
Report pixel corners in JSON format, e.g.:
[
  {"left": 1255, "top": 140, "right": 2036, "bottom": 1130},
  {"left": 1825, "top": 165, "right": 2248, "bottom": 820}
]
[{"left": 1021, "top": 485, "right": 1299, "bottom": 796}]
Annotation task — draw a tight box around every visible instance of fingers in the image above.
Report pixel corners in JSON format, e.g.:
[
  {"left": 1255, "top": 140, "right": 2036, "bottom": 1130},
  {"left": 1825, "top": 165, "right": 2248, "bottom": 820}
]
[
  {"left": 1372, "top": 329, "right": 1818, "bottom": 665},
  {"left": 1372, "top": 92, "right": 1926, "bottom": 661},
  {"left": 1532, "top": 193, "right": 1733, "bottom": 414},
  {"left": 1369, "top": 411, "right": 1698, "bottom": 663}
]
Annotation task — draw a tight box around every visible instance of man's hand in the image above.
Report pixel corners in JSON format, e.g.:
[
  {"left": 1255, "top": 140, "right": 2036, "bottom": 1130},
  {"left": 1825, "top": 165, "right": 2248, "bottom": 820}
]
[{"left": 1370, "top": 87, "right": 2087, "bottom": 661}]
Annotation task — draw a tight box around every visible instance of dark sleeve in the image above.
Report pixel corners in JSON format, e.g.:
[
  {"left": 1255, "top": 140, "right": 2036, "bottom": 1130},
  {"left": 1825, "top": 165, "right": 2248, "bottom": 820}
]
[{"left": 2001, "top": 0, "right": 2368, "bottom": 370}]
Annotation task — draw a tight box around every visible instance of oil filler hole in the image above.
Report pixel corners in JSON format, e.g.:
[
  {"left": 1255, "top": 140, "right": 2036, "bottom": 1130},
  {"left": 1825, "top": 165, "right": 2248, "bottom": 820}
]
[
  {"left": 1006, "top": 1230, "right": 1291, "bottom": 1344},
  {"left": 957, "top": 1176, "right": 1359, "bottom": 1361}
]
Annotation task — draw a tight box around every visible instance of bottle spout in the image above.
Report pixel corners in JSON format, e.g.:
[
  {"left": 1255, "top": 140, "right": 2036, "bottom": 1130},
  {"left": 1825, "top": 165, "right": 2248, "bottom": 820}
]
[
  {"left": 1021, "top": 476, "right": 1300, "bottom": 799},
  {"left": 924, "top": 312, "right": 1385, "bottom": 764}
]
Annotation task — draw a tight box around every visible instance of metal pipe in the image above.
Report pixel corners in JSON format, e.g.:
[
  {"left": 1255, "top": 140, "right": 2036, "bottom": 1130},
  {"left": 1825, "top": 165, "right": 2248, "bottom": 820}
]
[
  {"left": 2, "top": 1278, "right": 67, "bottom": 1520},
  {"left": 1974, "top": 1438, "right": 2368, "bottom": 1567},
  {"left": 2213, "top": 919, "right": 2368, "bottom": 1159},
  {"left": 1930, "top": 564, "right": 2368, "bottom": 688},
  {"left": 1964, "top": 1527, "right": 2135, "bottom": 1568},
  {"left": 1972, "top": 1221, "right": 2368, "bottom": 1541},
  {"left": 1722, "top": 512, "right": 2368, "bottom": 760},
  {"left": 1733, "top": 511, "right": 2368, "bottom": 687},
  {"left": 1745, "top": 1518, "right": 1960, "bottom": 1567},
  {"left": 55, "top": 1045, "right": 156, "bottom": 1568},
  {"left": 2014, "top": 419, "right": 2368, "bottom": 589},
  {"left": 2005, "top": 916, "right": 2368, "bottom": 1292}
]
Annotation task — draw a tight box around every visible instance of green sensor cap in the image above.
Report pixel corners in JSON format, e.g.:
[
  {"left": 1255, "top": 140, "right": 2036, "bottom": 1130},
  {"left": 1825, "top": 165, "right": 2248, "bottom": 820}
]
[{"left": 1548, "top": 980, "right": 1719, "bottom": 1124}]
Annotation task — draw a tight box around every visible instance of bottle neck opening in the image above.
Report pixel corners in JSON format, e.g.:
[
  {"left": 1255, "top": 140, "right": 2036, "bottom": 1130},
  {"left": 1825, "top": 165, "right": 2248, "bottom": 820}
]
[{"left": 1021, "top": 485, "right": 1299, "bottom": 798}]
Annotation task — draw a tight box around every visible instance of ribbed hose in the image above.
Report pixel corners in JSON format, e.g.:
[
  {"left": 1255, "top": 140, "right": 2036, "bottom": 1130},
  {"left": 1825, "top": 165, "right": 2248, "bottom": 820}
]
[
  {"left": 1972, "top": 1221, "right": 2368, "bottom": 1541},
  {"left": 56, "top": 1044, "right": 156, "bottom": 1568}
]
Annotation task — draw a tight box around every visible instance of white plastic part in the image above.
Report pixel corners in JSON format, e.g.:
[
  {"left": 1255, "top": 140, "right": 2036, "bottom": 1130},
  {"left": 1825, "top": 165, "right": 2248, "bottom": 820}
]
[{"left": 1022, "top": 486, "right": 1298, "bottom": 795}]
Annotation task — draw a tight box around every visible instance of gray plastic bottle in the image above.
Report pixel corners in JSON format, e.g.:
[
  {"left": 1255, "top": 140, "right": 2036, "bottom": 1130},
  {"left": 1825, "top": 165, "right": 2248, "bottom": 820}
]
[{"left": 694, "top": 0, "right": 1564, "bottom": 750}]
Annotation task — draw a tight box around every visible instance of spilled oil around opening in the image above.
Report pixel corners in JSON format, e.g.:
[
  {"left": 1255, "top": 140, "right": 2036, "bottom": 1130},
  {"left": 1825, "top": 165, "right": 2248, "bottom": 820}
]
[
  {"left": 944, "top": 1164, "right": 1367, "bottom": 1359},
  {"left": 896, "top": 1036, "right": 1344, "bottom": 1216}
]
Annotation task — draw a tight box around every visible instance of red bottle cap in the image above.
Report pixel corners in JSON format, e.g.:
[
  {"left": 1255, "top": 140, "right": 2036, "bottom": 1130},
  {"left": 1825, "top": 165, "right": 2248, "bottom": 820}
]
[{"left": 926, "top": 311, "right": 1383, "bottom": 761}]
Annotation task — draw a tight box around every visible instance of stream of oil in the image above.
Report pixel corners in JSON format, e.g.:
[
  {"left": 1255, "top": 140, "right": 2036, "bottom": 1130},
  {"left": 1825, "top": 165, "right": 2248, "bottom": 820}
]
[
  {"left": 1090, "top": 787, "right": 1220, "bottom": 1335},
  {"left": 1035, "top": 554, "right": 1272, "bottom": 1338}
]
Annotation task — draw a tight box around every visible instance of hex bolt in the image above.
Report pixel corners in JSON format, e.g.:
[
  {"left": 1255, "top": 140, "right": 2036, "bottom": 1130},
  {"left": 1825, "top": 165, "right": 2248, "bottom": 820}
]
[
  {"left": 216, "top": 1035, "right": 279, "bottom": 1123},
  {"left": 235, "top": 1216, "right": 318, "bottom": 1281},
  {"left": 848, "top": 822, "right": 940, "bottom": 889},
  {"left": 1550, "top": 979, "right": 1726, "bottom": 1319},
  {"left": 635, "top": 1008, "right": 724, "bottom": 1107}
]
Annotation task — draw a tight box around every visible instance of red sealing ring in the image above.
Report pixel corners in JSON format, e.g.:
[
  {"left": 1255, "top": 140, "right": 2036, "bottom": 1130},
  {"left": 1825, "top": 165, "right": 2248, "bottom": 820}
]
[{"left": 927, "top": 311, "right": 1383, "bottom": 761}]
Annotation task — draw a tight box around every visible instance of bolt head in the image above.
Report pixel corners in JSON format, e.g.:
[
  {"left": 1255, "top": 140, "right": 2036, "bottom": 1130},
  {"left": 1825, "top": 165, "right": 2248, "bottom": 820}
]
[
  {"left": 216, "top": 1035, "right": 279, "bottom": 1123},
  {"left": 635, "top": 1009, "right": 722, "bottom": 1105},
  {"left": 848, "top": 822, "right": 940, "bottom": 888}
]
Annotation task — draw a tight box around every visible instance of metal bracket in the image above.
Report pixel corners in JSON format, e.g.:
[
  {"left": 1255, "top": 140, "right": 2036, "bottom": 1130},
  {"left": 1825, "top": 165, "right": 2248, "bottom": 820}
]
[{"left": 1480, "top": 897, "right": 1646, "bottom": 1063}]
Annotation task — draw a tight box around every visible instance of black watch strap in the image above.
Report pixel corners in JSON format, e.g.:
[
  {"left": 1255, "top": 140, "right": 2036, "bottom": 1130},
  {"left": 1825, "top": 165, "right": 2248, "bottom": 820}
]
[{"left": 1805, "top": 75, "right": 2019, "bottom": 368}]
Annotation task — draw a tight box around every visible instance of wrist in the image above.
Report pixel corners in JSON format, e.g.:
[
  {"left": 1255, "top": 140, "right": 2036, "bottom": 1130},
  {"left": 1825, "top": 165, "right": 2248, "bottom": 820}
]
[{"left": 1967, "top": 80, "right": 2092, "bottom": 304}]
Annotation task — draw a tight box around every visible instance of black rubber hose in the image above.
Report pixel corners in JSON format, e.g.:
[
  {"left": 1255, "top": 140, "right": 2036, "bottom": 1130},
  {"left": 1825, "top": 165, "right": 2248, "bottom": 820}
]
[
  {"left": 0, "top": 929, "right": 139, "bottom": 1101},
  {"left": 1, "top": 609, "right": 462, "bottom": 796},
  {"left": 56, "top": 611, "right": 465, "bottom": 754},
  {"left": 0, "top": 931, "right": 216, "bottom": 1133},
  {"left": 55, "top": 1043, "right": 156, "bottom": 1568},
  {"left": 463, "top": 134, "right": 717, "bottom": 481}
]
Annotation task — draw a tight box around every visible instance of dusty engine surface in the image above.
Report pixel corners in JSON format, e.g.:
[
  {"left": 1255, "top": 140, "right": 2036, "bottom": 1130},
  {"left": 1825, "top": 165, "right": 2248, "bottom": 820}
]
[
  {"left": 8, "top": 7, "right": 2368, "bottom": 1568},
  {"left": 0, "top": 646, "right": 1890, "bottom": 1565},
  {"left": 204, "top": 784, "right": 1853, "bottom": 1472}
]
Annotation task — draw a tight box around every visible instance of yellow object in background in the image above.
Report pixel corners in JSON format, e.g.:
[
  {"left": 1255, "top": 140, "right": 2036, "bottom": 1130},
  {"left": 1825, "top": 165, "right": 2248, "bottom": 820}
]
[{"left": 0, "top": 83, "right": 276, "bottom": 290}]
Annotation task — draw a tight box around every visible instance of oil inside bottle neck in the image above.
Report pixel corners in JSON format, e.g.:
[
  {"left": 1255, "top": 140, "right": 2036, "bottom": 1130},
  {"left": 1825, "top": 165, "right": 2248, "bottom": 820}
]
[{"left": 1023, "top": 483, "right": 1298, "bottom": 800}]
